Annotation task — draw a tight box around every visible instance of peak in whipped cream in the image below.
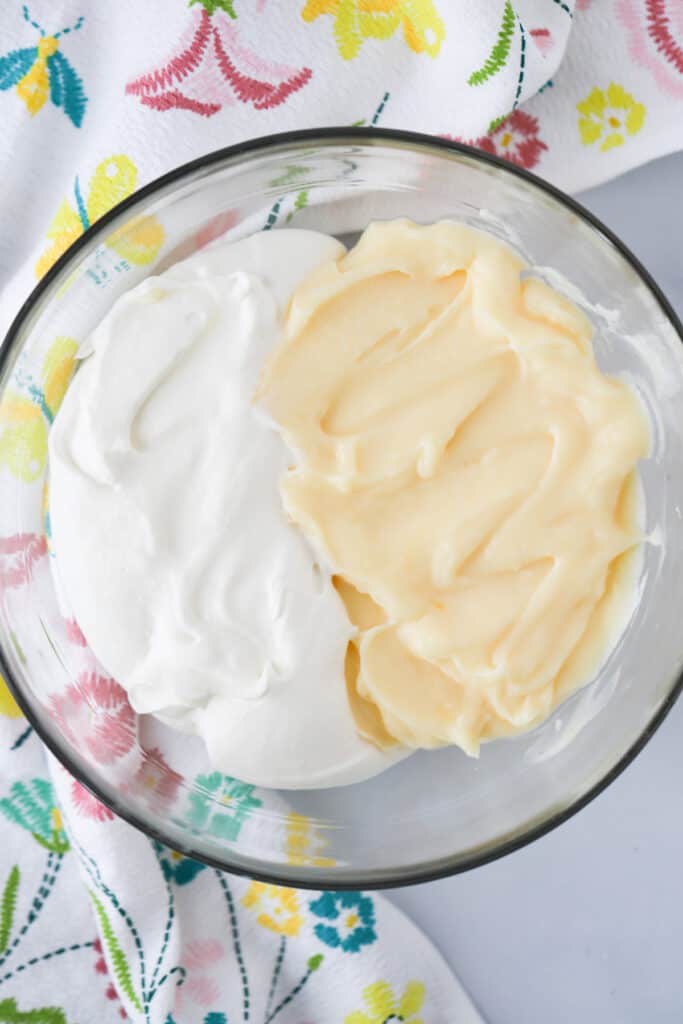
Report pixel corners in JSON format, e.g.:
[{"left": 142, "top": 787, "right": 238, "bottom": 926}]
[{"left": 49, "top": 219, "right": 649, "bottom": 789}]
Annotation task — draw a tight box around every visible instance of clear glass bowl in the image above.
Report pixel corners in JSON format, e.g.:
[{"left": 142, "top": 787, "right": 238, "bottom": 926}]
[{"left": 2, "top": 130, "right": 683, "bottom": 889}]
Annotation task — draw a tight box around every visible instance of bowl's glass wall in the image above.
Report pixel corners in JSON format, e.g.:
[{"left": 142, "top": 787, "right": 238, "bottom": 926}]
[{"left": 1, "top": 136, "right": 682, "bottom": 886}]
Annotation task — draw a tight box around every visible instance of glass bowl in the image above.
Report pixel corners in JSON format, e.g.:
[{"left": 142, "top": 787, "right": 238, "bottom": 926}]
[{"left": 2, "top": 129, "right": 683, "bottom": 890}]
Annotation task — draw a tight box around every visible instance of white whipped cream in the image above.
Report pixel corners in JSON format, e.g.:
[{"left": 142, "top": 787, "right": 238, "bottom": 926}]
[{"left": 49, "top": 229, "right": 402, "bottom": 789}]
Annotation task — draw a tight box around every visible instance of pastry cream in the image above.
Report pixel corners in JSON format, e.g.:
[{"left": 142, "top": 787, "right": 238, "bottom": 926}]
[{"left": 258, "top": 220, "right": 649, "bottom": 755}]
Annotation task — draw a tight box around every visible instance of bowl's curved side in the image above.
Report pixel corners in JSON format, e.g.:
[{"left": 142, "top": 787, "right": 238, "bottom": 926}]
[{"left": 2, "top": 128, "right": 683, "bottom": 890}]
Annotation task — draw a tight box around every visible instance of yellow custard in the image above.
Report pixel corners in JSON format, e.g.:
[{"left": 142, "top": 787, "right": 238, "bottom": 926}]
[{"left": 258, "top": 220, "right": 649, "bottom": 755}]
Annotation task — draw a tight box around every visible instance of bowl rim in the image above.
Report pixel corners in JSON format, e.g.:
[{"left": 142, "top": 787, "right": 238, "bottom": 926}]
[{"left": 2, "top": 126, "right": 683, "bottom": 890}]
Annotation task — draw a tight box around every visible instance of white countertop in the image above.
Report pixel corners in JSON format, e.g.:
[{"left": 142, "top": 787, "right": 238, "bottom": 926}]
[{"left": 389, "top": 151, "right": 683, "bottom": 1024}]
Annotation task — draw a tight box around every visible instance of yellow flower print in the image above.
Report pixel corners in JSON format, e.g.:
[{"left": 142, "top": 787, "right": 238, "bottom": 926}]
[
  {"left": 345, "top": 979, "right": 425, "bottom": 1024},
  {"left": 107, "top": 216, "right": 165, "bottom": 267},
  {"left": 35, "top": 155, "right": 164, "bottom": 279},
  {"left": 577, "top": 83, "right": 646, "bottom": 152},
  {"left": 0, "top": 674, "right": 22, "bottom": 719},
  {"left": 16, "top": 35, "right": 59, "bottom": 116},
  {"left": 302, "top": 0, "right": 445, "bottom": 61},
  {"left": 0, "top": 397, "right": 46, "bottom": 483},
  {"left": 285, "top": 812, "right": 335, "bottom": 867},
  {"left": 0, "top": 336, "right": 78, "bottom": 482},
  {"left": 241, "top": 881, "right": 304, "bottom": 937},
  {"left": 42, "top": 336, "right": 78, "bottom": 418}
]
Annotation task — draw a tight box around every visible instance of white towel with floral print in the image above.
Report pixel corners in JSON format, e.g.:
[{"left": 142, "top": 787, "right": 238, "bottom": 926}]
[
  {"left": 2, "top": 0, "right": 683, "bottom": 330},
  {"left": 0, "top": 704, "right": 481, "bottom": 1024},
  {"left": 2, "top": 1, "right": 683, "bottom": 1022}
]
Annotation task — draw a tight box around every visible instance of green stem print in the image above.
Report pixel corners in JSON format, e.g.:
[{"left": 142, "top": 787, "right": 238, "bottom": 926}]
[
  {"left": 352, "top": 90, "right": 391, "bottom": 126},
  {"left": 264, "top": 954, "right": 323, "bottom": 1024},
  {"left": 468, "top": 0, "right": 515, "bottom": 86},
  {"left": 30, "top": 831, "right": 69, "bottom": 855},
  {"left": 551, "top": 0, "right": 572, "bottom": 14},
  {"left": 78, "top": 837, "right": 185, "bottom": 1021},
  {"left": 0, "top": 869, "right": 19, "bottom": 955},
  {"left": 513, "top": 17, "right": 526, "bottom": 109},
  {"left": 265, "top": 935, "right": 286, "bottom": 1020},
  {"left": 74, "top": 836, "right": 148, "bottom": 1012},
  {"left": 216, "top": 871, "right": 250, "bottom": 1021},
  {"left": 10, "top": 726, "right": 33, "bottom": 752},
  {"left": 269, "top": 165, "right": 309, "bottom": 188},
  {"left": 0, "top": 853, "right": 63, "bottom": 971},
  {"left": 285, "top": 190, "right": 309, "bottom": 223},
  {"left": 148, "top": 845, "right": 178, "bottom": 1002},
  {"left": 0, "top": 940, "right": 93, "bottom": 988},
  {"left": 370, "top": 90, "right": 390, "bottom": 125},
  {"left": 266, "top": 90, "right": 391, "bottom": 229},
  {"left": 89, "top": 890, "right": 143, "bottom": 1014},
  {"left": 148, "top": 964, "right": 186, "bottom": 1004},
  {"left": 264, "top": 190, "right": 308, "bottom": 230},
  {"left": 263, "top": 199, "right": 282, "bottom": 231}
]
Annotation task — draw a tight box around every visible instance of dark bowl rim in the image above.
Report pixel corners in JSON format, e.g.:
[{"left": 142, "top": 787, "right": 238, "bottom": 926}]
[{"left": 2, "top": 126, "right": 682, "bottom": 891}]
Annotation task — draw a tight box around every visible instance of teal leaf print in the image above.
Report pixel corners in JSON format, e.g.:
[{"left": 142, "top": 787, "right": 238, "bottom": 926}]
[
  {"left": 468, "top": 0, "right": 515, "bottom": 86},
  {"left": 0, "top": 999, "right": 67, "bottom": 1023},
  {"left": 0, "top": 48, "right": 36, "bottom": 90},
  {"left": 285, "top": 190, "right": 309, "bottom": 223},
  {"left": 89, "top": 890, "right": 143, "bottom": 1014},
  {"left": 0, "top": 779, "right": 69, "bottom": 853},
  {"left": 154, "top": 843, "right": 206, "bottom": 886},
  {"left": 269, "top": 165, "right": 309, "bottom": 187},
  {"left": 204, "top": 1015, "right": 227, "bottom": 1024},
  {"left": 0, "top": 868, "right": 19, "bottom": 955},
  {"left": 47, "top": 51, "right": 87, "bottom": 128}
]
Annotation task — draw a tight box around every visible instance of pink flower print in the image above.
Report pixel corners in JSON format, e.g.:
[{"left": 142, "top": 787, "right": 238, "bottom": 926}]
[
  {"left": 133, "top": 747, "right": 182, "bottom": 807},
  {"left": 576, "top": 0, "right": 593, "bottom": 9},
  {"left": 93, "top": 938, "right": 128, "bottom": 1019},
  {"left": 0, "top": 533, "right": 47, "bottom": 591},
  {"left": 447, "top": 110, "right": 548, "bottom": 171},
  {"left": 162, "top": 208, "right": 239, "bottom": 265},
  {"left": 617, "top": 0, "right": 683, "bottom": 98},
  {"left": 70, "top": 778, "right": 114, "bottom": 821},
  {"left": 530, "top": 27, "right": 553, "bottom": 56},
  {"left": 65, "top": 617, "right": 88, "bottom": 646},
  {"left": 195, "top": 208, "right": 239, "bottom": 249},
  {"left": 126, "top": 7, "right": 311, "bottom": 117},
  {"left": 175, "top": 939, "right": 225, "bottom": 1012},
  {"left": 49, "top": 673, "right": 136, "bottom": 765},
  {"left": 183, "top": 939, "right": 225, "bottom": 970}
]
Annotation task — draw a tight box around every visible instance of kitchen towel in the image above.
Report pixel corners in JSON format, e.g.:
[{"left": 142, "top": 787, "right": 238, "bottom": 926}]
[
  {"left": 1, "top": 1, "right": 683, "bottom": 1022},
  {"left": 0, "top": 700, "right": 481, "bottom": 1023},
  {"left": 3, "top": 0, "right": 683, "bottom": 332}
]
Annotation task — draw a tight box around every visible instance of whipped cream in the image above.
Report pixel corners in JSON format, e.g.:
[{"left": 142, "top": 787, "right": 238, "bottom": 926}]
[{"left": 49, "top": 229, "right": 402, "bottom": 789}]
